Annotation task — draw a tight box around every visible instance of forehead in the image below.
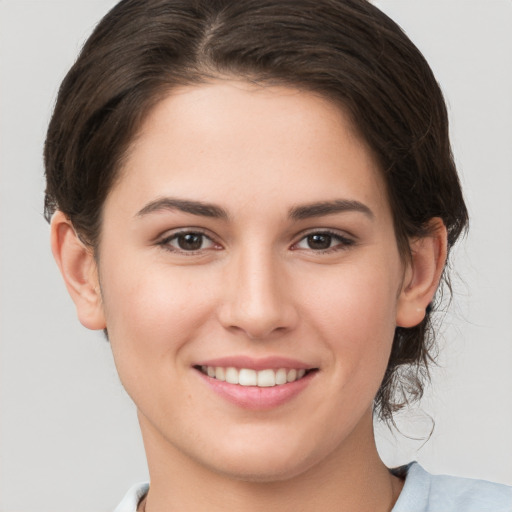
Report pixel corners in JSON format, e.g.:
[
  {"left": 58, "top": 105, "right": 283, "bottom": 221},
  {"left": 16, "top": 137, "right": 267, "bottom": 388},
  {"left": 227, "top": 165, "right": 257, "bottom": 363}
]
[{"left": 110, "top": 80, "right": 389, "bottom": 220}]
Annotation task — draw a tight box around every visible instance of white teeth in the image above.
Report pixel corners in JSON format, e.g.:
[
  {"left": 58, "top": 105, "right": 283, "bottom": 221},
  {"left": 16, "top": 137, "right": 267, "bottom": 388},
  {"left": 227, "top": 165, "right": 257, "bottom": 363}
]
[
  {"left": 201, "top": 366, "right": 310, "bottom": 387},
  {"left": 225, "top": 367, "right": 239, "bottom": 384},
  {"left": 275, "top": 368, "right": 287, "bottom": 385},
  {"left": 286, "top": 369, "right": 297, "bottom": 382},
  {"left": 239, "top": 369, "right": 257, "bottom": 386},
  {"left": 215, "top": 367, "right": 226, "bottom": 381},
  {"left": 257, "top": 369, "right": 276, "bottom": 387}
]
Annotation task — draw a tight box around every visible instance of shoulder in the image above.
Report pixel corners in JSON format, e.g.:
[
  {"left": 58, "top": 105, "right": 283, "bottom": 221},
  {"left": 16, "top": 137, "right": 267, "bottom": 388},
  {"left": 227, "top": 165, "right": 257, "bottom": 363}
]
[
  {"left": 113, "top": 467, "right": 512, "bottom": 512},
  {"left": 113, "top": 482, "right": 149, "bottom": 512},
  {"left": 392, "top": 462, "right": 512, "bottom": 512}
]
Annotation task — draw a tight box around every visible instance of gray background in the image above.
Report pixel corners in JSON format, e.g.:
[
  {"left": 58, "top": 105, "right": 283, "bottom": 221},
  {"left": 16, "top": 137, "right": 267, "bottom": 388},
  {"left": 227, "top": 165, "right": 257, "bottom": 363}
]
[{"left": 1, "top": 1, "right": 511, "bottom": 510}]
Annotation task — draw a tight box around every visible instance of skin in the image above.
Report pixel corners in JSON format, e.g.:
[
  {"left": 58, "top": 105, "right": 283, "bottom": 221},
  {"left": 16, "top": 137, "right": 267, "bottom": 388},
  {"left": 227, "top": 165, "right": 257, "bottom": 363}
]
[{"left": 52, "top": 81, "right": 447, "bottom": 511}]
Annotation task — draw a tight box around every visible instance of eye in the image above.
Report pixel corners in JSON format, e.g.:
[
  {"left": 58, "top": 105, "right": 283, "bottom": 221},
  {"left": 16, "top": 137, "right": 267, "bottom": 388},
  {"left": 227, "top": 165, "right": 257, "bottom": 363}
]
[
  {"left": 293, "top": 231, "right": 354, "bottom": 252},
  {"left": 159, "top": 231, "right": 219, "bottom": 253}
]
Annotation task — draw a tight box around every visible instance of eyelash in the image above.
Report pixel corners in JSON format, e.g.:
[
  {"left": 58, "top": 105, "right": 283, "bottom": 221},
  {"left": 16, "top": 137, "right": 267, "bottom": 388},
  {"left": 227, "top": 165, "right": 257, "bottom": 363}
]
[
  {"left": 157, "top": 229, "right": 355, "bottom": 255},
  {"left": 157, "top": 230, "right": 220, "bottom": 255},
  {"left": 292, "top": 230, "right": 355, "bottom": 253}
]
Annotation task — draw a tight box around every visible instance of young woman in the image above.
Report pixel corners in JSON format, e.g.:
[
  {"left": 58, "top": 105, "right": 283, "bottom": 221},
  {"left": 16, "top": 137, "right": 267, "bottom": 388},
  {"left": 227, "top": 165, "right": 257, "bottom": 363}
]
[{"left": 44, "top": 0, "right": 511, "bottom": 510}]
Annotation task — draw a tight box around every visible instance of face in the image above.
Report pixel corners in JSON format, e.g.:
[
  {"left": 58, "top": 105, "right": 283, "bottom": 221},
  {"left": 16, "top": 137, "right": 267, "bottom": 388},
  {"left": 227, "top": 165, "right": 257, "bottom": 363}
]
[{"left": 97, "top": 81, "right": 407, "bottom": 481}]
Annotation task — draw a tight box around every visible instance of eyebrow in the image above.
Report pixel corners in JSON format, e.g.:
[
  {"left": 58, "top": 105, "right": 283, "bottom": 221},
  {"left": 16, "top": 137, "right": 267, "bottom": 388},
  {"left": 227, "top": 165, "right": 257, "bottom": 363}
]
[
  {"left": 288, "top": 199, "right": 374, "bottom": 220},
  {"left": 136, "top": 198, "right": 229, "bottom": 219},
  {"left": 136, "top": 197, "right": 373, "bottom": 221}
]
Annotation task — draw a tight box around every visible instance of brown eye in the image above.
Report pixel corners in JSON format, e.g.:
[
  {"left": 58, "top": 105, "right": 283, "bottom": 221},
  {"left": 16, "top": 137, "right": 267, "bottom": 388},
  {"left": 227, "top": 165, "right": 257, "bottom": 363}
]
[
  {"left": 160, "top": 231, "right": 217, "bottom": 252},
  {"left": 294, "top": 231, "right": 354, "bottom": 252},
  {"left": 177, "top": 233, "right": 204, "bottom": 251},
  {"left": 307, "top": 233, "right": 332, "bottom": 250}
]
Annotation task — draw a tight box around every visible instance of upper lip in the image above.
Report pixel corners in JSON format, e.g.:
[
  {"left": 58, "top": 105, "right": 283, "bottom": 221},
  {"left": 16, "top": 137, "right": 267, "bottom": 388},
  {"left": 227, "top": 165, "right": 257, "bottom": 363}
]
[{"left": 194, "top": 356, "right": 316, "bottom": 371}]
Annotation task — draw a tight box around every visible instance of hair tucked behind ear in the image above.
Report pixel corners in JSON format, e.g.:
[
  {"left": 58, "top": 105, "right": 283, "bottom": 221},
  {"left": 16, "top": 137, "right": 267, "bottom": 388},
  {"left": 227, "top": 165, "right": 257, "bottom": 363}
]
[{"left": 44, "top": 0, "right": 468, "bottom": 423}]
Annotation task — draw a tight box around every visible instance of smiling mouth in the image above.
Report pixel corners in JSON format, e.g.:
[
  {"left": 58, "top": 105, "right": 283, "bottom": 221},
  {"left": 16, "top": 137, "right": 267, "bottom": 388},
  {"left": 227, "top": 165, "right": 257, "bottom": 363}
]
[{"left": 194, "top": 365, "right": 317, "bottom": 388}]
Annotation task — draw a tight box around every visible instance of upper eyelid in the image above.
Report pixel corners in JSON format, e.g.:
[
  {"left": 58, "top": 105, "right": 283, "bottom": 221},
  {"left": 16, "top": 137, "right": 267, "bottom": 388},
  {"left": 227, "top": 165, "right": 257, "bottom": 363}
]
[
  {"left": 293, "top": 227, "right": 355, "bottom": 241},
  {"left": 156, "top": 229, "right": 219, "bottom": 250},
  {"left": 155, "top": 227, "right": 355, "bottom": 247},
  {"left": 158, "top": 227, "right": 216, "bottom": 242},
  {"left": 291, "top": 229, "right": 356, "bottom": 250}
]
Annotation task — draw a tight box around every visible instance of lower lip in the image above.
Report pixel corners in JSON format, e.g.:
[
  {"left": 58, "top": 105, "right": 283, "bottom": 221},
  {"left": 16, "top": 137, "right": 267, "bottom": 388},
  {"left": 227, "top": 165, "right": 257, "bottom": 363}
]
[{"left": 196, "top": 370, "right": 316, "bottom": 410}]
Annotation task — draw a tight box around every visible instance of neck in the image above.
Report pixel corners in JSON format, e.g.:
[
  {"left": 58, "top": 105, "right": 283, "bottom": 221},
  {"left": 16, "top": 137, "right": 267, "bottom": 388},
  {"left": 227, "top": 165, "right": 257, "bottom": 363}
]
[{"left": 138, "top": 409, "right": 403, "bottom": 512}]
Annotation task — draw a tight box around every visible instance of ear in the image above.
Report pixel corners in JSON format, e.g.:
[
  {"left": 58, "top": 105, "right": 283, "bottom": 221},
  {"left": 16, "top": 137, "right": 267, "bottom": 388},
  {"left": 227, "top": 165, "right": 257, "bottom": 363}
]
[
  {"left": 50, "top": 211, "right": 106, "bottom": 330},
  {"left": 396, "top": 218, "right": 448, "bottom": 328}
]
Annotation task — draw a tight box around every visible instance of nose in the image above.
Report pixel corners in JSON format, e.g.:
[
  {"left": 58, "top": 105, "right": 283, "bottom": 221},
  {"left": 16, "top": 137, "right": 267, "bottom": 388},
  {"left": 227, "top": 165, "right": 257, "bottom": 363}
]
[{"left": 217, "top": 247, "right": 299, "bottom": 340}]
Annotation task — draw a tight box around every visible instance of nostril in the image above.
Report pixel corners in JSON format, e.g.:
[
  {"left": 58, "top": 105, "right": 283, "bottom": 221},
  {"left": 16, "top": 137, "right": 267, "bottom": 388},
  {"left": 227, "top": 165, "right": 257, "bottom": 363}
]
[{"left": 216, "top": 265, "right": 300, "bottom": 339}]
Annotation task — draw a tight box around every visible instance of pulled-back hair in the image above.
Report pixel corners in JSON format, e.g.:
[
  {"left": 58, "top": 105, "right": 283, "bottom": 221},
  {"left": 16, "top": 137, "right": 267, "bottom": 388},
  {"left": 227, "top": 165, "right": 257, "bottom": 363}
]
[{"left": 44, "top": 0, "right": 468, "bottom": 422}]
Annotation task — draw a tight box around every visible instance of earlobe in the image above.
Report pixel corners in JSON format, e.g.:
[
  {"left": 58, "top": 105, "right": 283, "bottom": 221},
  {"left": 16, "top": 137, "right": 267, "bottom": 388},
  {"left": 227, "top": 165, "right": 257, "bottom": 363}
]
[
  {"left": 396, "top": 218, "right": 448, "bottom": 328},
  {"left": 50, "top": 211, "right": 106, "bottom": 330}
]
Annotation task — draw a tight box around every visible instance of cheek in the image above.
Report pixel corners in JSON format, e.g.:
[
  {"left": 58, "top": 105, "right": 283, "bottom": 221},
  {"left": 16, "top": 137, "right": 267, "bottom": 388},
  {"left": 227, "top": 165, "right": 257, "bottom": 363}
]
[
  {"left": 306, "top": 260, "right": 399, "bottom": 331},
  {"left": 100, "top": 261, "right": 216, "bottom": 368},
  {"left": 302, "top": 261, "right": 400, "bottom": 381}
]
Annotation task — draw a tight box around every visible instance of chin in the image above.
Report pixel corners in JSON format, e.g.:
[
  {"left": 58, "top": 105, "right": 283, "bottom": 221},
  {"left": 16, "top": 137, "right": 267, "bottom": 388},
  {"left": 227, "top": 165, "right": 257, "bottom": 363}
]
[
  {"left": 212, "top": 455, "right": 316, "bottom": 484},
  {"left": 196, "top": 434, "right": 329, "bottom": 484}
]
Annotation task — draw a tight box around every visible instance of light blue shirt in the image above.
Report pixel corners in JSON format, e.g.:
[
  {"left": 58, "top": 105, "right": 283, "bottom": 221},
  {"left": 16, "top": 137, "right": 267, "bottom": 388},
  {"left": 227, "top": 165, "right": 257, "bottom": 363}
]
[
  {"left": 114, "top": 462, "right": 512, "bottom": 511},
  {"left": 392, "top": 463, "right": 511, "bottom": 511}
]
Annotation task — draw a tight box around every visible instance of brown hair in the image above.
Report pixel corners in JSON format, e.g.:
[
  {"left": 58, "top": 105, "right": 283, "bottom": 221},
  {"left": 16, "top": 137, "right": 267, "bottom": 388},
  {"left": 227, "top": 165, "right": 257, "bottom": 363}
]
[{"left": 44, "top": 0, "right": 468, "bottom": 422}]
